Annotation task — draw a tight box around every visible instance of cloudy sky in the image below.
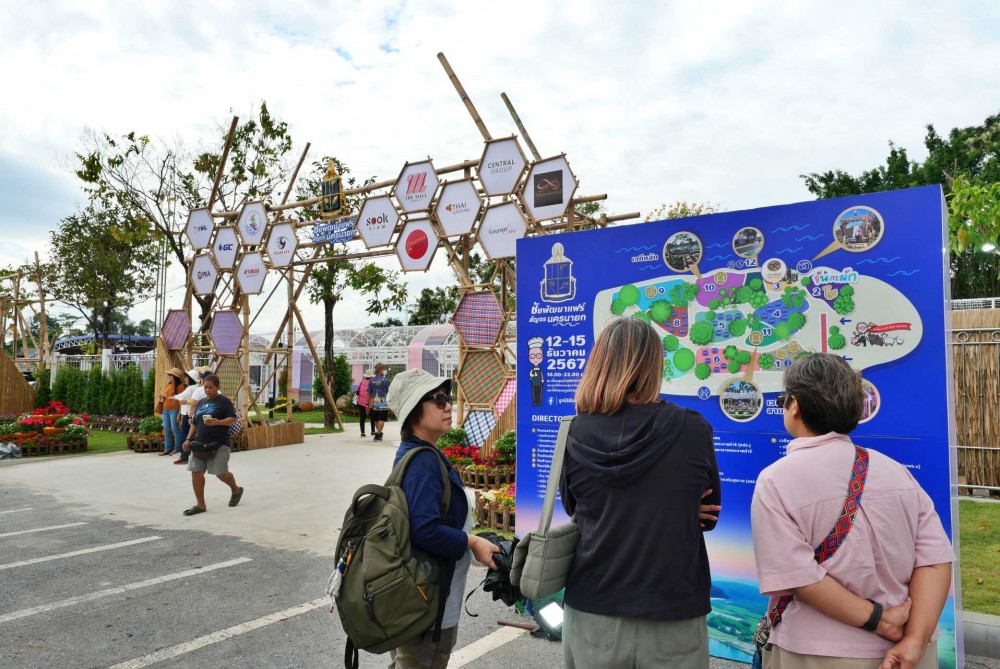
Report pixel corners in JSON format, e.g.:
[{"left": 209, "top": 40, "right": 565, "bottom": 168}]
[{"left": 2, "top": 0, "right": 998, "bottom": 336}]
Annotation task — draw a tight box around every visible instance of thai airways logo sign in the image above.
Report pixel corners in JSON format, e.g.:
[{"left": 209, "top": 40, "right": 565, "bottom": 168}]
[
  {"left": 266, "top": 223, "right": 297, "bottom": 267},
  {"left": 434, "top": 180, "right": 481, "bottom": 236},
  {"left": 393, "top": 161, "right": 439, "bottom": 213}
]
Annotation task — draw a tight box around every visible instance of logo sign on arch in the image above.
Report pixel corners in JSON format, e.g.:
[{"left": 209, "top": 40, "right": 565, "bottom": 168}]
[
  {"left": 396, "top": 218, "right": 439, "bottom": 272},
  {"left": 236, "top": 252, "right": 267, "bottom": 294},
  {"left": 357, "top": 196, "right": 399, "bottom": 248},
  {"left": 434, "top": 180, "right": 482, "bottom": 236},
  {"left": 393, "top": 160, "right": 439, "bottom": 213},
  {"left": 190, "top": 254, "right": 219, "bottom": 295},
  {"left": 266, "top": 222, "right": 298, "bottom": 267},
  {"left": 213, "top": 227, "right": 239, "bottom": 270}
]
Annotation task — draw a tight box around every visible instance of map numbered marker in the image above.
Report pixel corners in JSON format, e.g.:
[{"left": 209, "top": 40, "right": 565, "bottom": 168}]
[{"left": 732, "top": 226, "right": 764, "bottom": 267}]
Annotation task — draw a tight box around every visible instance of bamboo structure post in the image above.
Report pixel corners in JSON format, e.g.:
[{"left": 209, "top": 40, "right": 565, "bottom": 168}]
[
  {"left": 286, "top": 265, "right": 294, "bottom": 423},
  {"left": 500, "top": 92, "right": 542, "bottom": 161},
  {"left": 292, "top": 304, "right": 342, "bottom": 429}
]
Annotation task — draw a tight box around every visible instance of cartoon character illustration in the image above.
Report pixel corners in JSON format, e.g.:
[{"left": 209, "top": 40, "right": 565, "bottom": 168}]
[
  {"left": 528, "top": 336, "right": 545, "bottom": 406},
  {"left": 852, "top": 322, "right": 905, "bottom": 347}
]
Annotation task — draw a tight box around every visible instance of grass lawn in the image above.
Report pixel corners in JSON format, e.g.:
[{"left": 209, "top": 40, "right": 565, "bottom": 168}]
[
  {"left": 84, "top": 429, "right": 132, "bottom": 455},
  {"left": 958, "top": 499, "right": 1000, "bottom": 615}
]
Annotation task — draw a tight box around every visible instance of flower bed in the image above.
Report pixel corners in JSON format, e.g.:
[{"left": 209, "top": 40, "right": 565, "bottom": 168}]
[
  {"left": 476, "top": 483, "right": 516, "bottom": 532},
  {"left": 86, "top": 415, "right": 142, "bottom": 433},
  {"left": 0, "top": 402, "right": 89, "bottom": 457}
]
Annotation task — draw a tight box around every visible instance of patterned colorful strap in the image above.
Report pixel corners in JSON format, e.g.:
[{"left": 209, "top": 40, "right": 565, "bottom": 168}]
[{"left": 766, "top": 445, "right": 870, "bottom": 629}]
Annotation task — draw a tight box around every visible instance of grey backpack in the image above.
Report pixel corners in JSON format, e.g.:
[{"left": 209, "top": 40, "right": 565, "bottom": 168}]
[{"left": 328, "top": 446, "right": 451, "bottom": 669}]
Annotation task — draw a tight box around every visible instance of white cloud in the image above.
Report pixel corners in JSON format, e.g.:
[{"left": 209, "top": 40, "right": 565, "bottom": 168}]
[{"left": 1, "top": 0, "right": 998, "bottom": 330}]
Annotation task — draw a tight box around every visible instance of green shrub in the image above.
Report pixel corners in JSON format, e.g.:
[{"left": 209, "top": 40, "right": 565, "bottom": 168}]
[
  {"left": 493, "top": 430, "right": 516, "bottom": 465},
  {"left": 436, "top": 428, "right": 468, "bottom": 449},
  {"left": 33, "top": 368, "right": 51, "bottom": 408},
  {"left": 138, "top": 415, "right": 163, "bottom": 435}
]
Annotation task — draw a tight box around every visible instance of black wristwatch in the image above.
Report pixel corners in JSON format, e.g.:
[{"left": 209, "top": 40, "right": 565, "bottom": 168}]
[{"left": 861, "top": 599, "right": 883, "bottom": 632}]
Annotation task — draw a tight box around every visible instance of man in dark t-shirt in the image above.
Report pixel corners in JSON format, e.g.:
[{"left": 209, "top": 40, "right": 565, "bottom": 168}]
[{"left": 180, "top": 374, "right": 243, "bottom": 516}]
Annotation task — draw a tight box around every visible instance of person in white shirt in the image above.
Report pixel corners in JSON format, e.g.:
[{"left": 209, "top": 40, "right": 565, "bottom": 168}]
[{"left": 172, "top": 366, "right": 209, "bottom": 465}]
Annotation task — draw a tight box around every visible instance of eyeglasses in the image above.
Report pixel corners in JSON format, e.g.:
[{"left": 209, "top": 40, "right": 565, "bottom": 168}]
[
  {"left": 776, "top": 393, "right": 790, "bottom": 407},
  {"left": 422, "top": 393, "right": 453, "bottom": 409}
]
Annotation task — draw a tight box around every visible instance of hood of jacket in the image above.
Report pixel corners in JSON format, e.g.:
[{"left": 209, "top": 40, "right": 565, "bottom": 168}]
[{"left": 567, "top": 402, "right": 688, "bottom": 486}]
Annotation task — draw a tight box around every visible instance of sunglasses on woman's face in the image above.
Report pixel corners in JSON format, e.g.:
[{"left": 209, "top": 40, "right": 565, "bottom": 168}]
[
  {"left": 776, "top": 393, "right": 790, "bottom": 407},
  {"left": 422, "top": 393, "right": 453, "bottom": 409}
]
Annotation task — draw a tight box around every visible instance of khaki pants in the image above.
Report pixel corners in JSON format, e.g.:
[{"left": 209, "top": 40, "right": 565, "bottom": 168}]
[
  {"left": 388, "top": 626, "right": 459, "bottom": 669},
  {"left": 764, "top": 642, "right": 938, "bottom": 669},
  {"left": 563, "top": 605, "right": 708, "bottom": 669}
]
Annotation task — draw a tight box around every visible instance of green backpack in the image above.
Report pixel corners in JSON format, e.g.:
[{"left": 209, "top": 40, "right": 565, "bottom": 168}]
[{"left": 328, "top": 446, "right": 451, "bottom": 669}]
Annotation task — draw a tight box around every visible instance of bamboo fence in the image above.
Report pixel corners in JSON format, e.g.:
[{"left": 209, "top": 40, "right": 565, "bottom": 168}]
[
  {"left": 952, "top": 309, "right": 1000, "bottom": 491},
  {"left": 0, "top": 350, "right": 34, "bottom": 415}
]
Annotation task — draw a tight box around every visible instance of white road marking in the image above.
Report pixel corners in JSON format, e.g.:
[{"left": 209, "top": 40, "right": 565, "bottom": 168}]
[
  {"left": 0, "top": 507, "right": 35, "bottom": 515},
  {"left": 0, "top": 536, "right": 162, "bottom": 571},
  {"left": 0, "top": 521, "right": 88, "bottom": 538},
  {"left": 449, "top": 625, "right": 528, "bottom": 667},
  {"left": 107, "top": 597, "right": 328, "bottom": 669},
  {"left": 0, "top": 557, "right": 252, "bottom": 623}
]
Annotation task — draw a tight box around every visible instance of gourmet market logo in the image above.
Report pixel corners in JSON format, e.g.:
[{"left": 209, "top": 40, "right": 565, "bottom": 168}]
[{"left": 533, "top": 169, "right": 563, "bottom": 208}]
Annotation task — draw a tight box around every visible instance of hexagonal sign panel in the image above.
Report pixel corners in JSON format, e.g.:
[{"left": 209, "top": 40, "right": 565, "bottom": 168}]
[
  {"left": 236, "top": 251, "right": 267, "bottom": 295},
  {"left": 392, "top": 160, "right": 439, "bottom": 213},
  {"left": 477, "top": 202, "right": 527, "bottom": 260},
  {"left": 478, "top": 137, "right": 527, "bottom": 196},
  {"left": 212, "top": 226, "right": 239, "bottom": 270},
  {"left": 189, "top": 254, "right": 219, "bottom": 296},
  {"left": 452, "top": 290, "right": 504, "bottom": 346},
  {"left": 209, "top": 310, "right": 244, "bottom": 356},
  {"left": 457, "top": 350, "right": 507, "bottom": 405},
  {"left": 356, "top": 195, "right": 399, "bottom": 248},
  {"left": 185, "top": 208, "right": 215, "bottom": 251},
  {"left": 519, "top": 155, "right": 579, "bottom": 223},
  {"left": 434, "top": 180, "right": 482, "bottom": 236},
  {"left": 266, "top": 222, "right": 298, "bottom": 267},
  {"left": 161, "top": 309, "right": 191, "bottom": 350},
  {"left": 237, "top": 201, "right": 268, "bottom": 245},
  {"left": 395, "top": 218, "right": 439, "bottom": 272}
]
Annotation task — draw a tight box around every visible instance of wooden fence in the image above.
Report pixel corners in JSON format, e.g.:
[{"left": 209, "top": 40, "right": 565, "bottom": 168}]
[
  {"left": 246, "top": 421, "right": 305, "bottom": 450},
  {"left": 952, "top": 308, "right": 1000, "bottom": 491},
  {"left": 0, "top": 350, "right": 34, "bottom": 415}
]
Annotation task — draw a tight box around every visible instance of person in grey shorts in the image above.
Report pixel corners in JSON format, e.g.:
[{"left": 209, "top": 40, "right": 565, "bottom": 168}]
[{"left": 180, "top": 374, "right": 244, "bottom": 515}]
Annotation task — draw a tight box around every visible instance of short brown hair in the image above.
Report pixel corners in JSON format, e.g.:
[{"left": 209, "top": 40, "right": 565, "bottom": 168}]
[
  {"left": 375, "top": 363, "right": 387, "bottom": 374},
  {"left": 783, "top": 353, "right": 864, "bottom": 435},
  {"left": 202, "top": 373, "right": 221, "bottom": 388},
  {"left": 575, "top": 318, "right": 664, "bottom": 415}
]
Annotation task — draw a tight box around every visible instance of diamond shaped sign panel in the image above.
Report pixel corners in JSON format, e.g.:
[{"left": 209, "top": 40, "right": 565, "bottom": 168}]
[
  {"left": 434, "top": 180, "right": 482, "bottom": 236},
  {"left": 212, "top": 227, "right": 239, "bottom": 270},
  {"left": 237, "top": 201, "right": 268, "bottom": 245},
  {"left": 209, "top": 310, "right": 244, "bottom": 356},
  {"left": 266, "top": 222, "right": 298, "bottom": 267},
  {"left": 453, "top": 290, "right": 504, "bottom": 347},
  {"left": 395, "top": 218, "right": 438, "bottom": 272},
  {"left": 185, "top": 208, "right": 215, "bottom": 250},
  {"left": 356, "top": 196, "right": 399, "bottom": 248},
  {"left": 479, "top": 137, "right": 527, "bottom": 196},
  {"left": 392, "top": 160, "right": 439, "bottom": 213},
  {"left": 477, "top": 202, "right": 527, "bottom": 260},
  {"left": 190, "top": 254, "right": 219, "bottom": 296},
  {"left": 236, "top": 252, "right": 267, "bottom": 294},
  {"left": 519, "top": 155, "right": 578, "bottom": 223},
  {"left": 161, "top": 309, "right": 191, "bottom": 350}
]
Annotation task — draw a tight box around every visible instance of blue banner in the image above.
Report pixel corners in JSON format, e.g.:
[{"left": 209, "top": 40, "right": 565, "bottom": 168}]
[
  {"left": 311, "top": 217, "right": 357, "bottom": 244},
  {"left": 515, "top": 185, "right": 959, "bottom": 666}
]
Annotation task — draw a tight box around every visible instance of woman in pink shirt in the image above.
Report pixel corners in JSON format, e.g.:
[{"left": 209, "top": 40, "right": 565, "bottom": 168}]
[{"left": 751, "top": 354, "right": 954, "bottom": 669}]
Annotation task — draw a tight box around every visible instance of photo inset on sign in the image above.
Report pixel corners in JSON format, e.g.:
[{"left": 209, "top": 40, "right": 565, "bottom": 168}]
[
  {"left": 719, "top": 378, "right": 763, "bottom": 422},
  {"left": 663, "top": 231, "right": 703, "bottom": 273},
  {"left": 860, "top": 378, "right": 881, "bottom": 423},
  {"left": 533, "top": 170, "right": 564, "bottom": 208},
  {"left": 733, "top": 226, "right": 764, "bottom": 258},
  {"left": 833, "top": 206, "right": 884, "bottom": 252}
]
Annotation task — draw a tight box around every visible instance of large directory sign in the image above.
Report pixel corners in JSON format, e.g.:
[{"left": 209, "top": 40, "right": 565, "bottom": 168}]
[{"left": 515, "top": 185, "right": 959, "bottom": 665}]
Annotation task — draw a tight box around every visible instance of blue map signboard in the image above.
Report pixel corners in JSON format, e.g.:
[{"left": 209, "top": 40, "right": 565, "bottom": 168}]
[{"left": 515, "top": 185, "right": 960, "bottom": 666}]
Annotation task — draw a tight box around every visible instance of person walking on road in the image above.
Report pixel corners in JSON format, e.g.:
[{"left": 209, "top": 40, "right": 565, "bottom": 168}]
[
  {"left": 180, "top": 374, "right": 243, "bottom": 515},
  {"left": 368, "top": 363, "right": 390, "bottom": 442},
  {"left": 355, "top": 370, "right": 374, "bottom": 438},
  {"left": 559, "top": 317, "right": 722, "bottom": 669},
  {"left": 384, "top": 368, "right": 500, "bottom": 667},
  {"left": 159, "top": 367, "right": 187, "bottom": 457}
]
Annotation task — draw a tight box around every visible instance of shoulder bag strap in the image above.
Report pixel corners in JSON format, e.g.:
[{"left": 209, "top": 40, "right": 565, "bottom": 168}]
[
  {"left": 386, "top": 446, "right": 452, "bottom": 517},
  {"left": 767, "top": 445, "right": 870, "bottom": 629},
  {"left": 538, "top": 416, "right": 574, "bottom": 535}
]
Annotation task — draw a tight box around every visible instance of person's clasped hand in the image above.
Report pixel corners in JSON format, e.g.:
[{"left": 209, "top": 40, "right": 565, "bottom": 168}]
[{"left": 468, "top": 533, "right": 501, "bottom": 570}]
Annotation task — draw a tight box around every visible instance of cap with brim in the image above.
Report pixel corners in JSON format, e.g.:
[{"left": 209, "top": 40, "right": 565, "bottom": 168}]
[
  {"left": 386, "top": 369, "right": 452, "bottom": 429},
  {"left": 197, "top": 366, "right": 211, "bottom": 373},
  {"left": 166, "top": 367, "right": 186, "bottom": 380},
  {"left": 363, "top": 370, "right": 374, "bottom": 378}
]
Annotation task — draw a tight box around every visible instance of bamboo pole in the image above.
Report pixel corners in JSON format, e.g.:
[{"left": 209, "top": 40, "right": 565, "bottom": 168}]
[
  {"left": 437, "top": 52, "right": 491, "bottom": 141},
  {"left": 500, "top": 92, "right": 542, "bottom": 161},
  {"left": 286, "top": 264, "right": 294, "bottom": 423},
  {"left": 281, "top": 142, "right": 311, "bottom": 206},
  {"left": 208, "top": 117, "right": 239, "bottom": 211},
  {"left": 292, "top": 303, "right": 342, "bottom": 429}
]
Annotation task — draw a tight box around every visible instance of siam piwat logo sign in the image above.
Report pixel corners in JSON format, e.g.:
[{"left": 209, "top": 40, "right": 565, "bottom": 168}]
[{"left": 393, "top": 160, "right": 439, "bottom": 213}]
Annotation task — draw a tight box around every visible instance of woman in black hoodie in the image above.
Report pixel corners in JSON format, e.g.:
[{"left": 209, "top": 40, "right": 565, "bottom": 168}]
[{"left": 560, "top": 317, "right": 721, "bottom": 669}]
